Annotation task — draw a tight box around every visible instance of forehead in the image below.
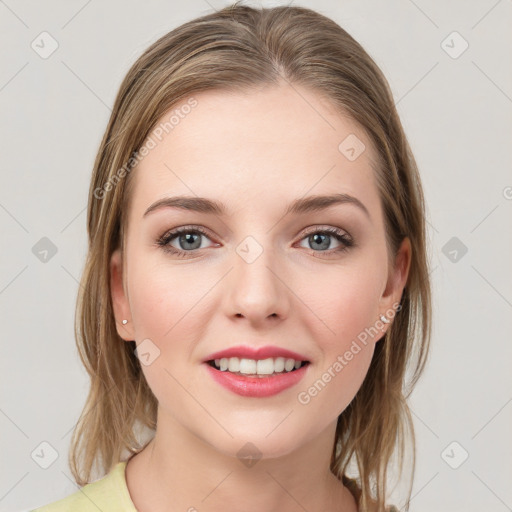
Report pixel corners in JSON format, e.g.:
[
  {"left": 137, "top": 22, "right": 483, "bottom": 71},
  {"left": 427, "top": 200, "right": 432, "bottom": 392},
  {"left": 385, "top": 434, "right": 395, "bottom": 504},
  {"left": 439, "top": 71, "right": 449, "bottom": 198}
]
[{"left": 129, "top": 83, "right": 382, "bottom": 221}]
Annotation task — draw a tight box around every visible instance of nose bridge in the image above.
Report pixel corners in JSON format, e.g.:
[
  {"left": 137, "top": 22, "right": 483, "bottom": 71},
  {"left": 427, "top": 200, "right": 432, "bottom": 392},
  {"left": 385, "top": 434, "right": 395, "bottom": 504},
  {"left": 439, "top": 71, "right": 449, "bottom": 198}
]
[{"left": 227, "top": 232, "right": 289, "bottom": 322}]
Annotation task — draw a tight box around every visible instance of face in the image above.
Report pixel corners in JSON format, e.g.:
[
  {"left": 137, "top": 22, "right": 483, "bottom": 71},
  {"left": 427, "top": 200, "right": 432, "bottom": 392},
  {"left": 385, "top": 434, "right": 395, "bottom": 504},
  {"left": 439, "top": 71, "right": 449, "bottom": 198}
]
[{"left": 110, "top": 83, "right": 410, "bottom": 460}]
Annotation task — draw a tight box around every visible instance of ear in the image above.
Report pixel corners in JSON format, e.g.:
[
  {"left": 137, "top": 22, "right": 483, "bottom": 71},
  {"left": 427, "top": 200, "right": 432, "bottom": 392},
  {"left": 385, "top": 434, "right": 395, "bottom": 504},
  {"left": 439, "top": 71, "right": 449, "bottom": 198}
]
[
  {"left": 377, "top": 237, "right": 411, "bottom": 335},
  {"left": 110, "top": 248, "right": 135, "bottom": 341}
]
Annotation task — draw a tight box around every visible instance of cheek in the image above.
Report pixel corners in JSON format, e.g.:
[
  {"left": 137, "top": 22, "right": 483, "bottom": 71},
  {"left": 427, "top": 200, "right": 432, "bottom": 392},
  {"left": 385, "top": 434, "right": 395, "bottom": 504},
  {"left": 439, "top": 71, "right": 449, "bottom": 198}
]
[
  {"left": 288, "top": 260, "right": 383, "bottom": 415},
  {"left": 299, "top": 269, "right": 379, "bottom": 418},
  {"left": 128, "top": 261, "right": 208, "bottom": 341},
  {"left": 126, "top": 263, "right": 210, "bottom": 414},
  {"left": 127, "top": 260, "right": 218, "bottom": 398},
  {"left": 308, "top": 262, "right": 383, "bottom": 352}
]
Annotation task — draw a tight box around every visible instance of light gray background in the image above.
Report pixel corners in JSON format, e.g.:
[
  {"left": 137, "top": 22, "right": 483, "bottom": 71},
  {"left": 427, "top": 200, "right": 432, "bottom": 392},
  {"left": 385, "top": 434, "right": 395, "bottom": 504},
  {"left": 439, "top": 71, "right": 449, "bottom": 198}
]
[{"left": 1, "top": 0, "right": 511, "bottom": 511}]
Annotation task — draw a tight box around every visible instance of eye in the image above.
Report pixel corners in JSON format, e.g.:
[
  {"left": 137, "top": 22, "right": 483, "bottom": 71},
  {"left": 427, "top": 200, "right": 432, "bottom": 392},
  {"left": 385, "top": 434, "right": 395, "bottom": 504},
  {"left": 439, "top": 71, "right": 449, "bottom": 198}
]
[
  {"left": 156, "top": 225, "right": 217, "bottom": 258},
  {"left": 296, "top": 226, "right": 354, "bottom": 257},
  {"left": 156, "top": 225, "right": 354, "bottom": 258}
]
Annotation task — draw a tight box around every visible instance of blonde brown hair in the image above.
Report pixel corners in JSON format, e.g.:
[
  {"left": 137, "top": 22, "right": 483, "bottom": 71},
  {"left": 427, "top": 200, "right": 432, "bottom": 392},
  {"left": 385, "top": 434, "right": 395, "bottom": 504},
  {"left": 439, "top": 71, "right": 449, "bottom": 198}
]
[{"left": 70, "top": 2, "right": 432, "bottom": 510}]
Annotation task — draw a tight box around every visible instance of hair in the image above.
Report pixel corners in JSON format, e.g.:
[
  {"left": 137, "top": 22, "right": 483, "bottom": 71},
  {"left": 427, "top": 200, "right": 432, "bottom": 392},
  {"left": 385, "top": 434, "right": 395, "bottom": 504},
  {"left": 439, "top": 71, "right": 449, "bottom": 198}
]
[{"left": 69, "top": 2, "right": 432, "bottom": 511}]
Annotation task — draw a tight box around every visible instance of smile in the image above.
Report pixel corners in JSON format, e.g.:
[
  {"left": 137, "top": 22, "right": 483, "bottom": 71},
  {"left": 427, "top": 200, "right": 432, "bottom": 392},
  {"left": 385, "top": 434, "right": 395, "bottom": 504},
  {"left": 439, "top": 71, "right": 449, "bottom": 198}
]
[
  {"left": 204, "top": 358, "right": 311, "bottom": 397},
  {"left": 209, "top": 356, "right": 308, "bottom": 376}
]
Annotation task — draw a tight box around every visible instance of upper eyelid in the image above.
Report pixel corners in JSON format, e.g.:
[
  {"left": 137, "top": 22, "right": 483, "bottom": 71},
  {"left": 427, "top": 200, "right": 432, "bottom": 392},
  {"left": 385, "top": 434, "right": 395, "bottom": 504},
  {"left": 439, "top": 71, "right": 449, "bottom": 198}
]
[{"left": 301, "top": 225, "right": 348, "bottom": 235}]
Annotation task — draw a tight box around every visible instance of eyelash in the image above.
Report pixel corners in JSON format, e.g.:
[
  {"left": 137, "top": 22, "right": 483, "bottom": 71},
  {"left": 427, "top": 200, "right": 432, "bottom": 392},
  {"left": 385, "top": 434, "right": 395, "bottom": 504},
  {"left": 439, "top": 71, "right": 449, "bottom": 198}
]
[{"left": 156, "top": 225, "right": 354, "bottom": 259}]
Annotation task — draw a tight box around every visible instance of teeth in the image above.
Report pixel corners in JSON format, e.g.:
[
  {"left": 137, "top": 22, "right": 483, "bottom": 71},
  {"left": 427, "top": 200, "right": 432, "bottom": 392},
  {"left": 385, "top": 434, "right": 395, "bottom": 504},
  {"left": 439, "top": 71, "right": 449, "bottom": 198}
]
[
  {"left": 239, "top": 358, "right": 257, "bottom": 374},
  {"left": 211, "top": 357, "right": 306, "bottom": 375},
  {"left": 274, "top": 357, "right": 285, "bottom": 373},
  {"left": 228, "top": 357, "right": 239, "bottom": 372}
]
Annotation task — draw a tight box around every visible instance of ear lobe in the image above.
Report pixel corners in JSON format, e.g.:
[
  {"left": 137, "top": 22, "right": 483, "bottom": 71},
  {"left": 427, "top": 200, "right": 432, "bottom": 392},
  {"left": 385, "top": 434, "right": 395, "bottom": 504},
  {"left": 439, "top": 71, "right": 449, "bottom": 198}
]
[{"left": 110, "top": 248, "right": 134, "bottom": 341}]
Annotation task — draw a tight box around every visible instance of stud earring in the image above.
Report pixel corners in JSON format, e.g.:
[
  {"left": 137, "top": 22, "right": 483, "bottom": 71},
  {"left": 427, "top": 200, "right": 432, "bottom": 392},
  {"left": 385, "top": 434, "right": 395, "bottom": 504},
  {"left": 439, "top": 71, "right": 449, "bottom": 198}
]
[
  {"left": 122, "top": 319, "right": 128, "bottom": 325},
  {"left": 380, "top": 314, "right": 390, "bottom": 324}
]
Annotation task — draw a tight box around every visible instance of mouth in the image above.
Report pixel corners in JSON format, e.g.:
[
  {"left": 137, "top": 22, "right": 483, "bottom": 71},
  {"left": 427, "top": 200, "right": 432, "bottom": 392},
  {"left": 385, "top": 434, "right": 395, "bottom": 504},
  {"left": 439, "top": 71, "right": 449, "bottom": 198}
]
[
  {"left": 204, "top": 356, "right": 311, "bottom": 397},
  {"left": 206, "top": 357, "right": 310, "bottom": 377}
]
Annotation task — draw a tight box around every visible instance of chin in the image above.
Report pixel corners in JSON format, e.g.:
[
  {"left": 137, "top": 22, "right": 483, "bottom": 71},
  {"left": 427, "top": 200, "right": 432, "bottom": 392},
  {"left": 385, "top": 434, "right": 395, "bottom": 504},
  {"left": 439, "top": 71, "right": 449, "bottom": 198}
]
[{"left": 199, "top": 421, "right": 313, "bottom": 462}]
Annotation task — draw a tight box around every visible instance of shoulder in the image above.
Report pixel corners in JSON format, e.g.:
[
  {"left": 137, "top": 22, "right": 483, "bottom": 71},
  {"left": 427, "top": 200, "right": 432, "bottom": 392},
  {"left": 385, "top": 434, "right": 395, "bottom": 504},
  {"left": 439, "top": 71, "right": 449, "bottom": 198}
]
[{"left": 31, "top": 462, "right": 137, "bottom": 512}]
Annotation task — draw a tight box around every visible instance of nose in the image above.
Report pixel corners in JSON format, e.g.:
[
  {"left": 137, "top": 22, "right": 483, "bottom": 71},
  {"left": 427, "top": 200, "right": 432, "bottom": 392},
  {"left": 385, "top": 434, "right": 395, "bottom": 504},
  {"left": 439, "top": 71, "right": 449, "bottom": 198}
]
[{"left": 224, "top": 239, "right": 291, "bottom": 327}]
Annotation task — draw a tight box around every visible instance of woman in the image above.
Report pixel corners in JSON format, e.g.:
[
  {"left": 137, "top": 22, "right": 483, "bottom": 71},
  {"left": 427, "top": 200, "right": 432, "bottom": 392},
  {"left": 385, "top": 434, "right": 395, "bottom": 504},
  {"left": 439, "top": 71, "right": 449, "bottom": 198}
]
[{"left": 33, "top": 2, "right": 432, "bottom": 511}]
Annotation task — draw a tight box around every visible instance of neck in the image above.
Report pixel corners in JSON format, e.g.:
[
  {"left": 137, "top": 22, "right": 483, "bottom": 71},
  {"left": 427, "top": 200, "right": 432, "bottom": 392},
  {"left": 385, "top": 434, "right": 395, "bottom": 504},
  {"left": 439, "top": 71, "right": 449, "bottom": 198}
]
[{"left": 125, "top": 410, "right": 358, "bottom": 512}]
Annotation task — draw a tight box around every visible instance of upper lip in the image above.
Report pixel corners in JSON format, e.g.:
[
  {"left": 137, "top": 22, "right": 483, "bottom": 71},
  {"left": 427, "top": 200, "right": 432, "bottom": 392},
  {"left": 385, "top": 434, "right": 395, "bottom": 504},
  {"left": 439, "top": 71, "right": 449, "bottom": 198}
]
[{"left": 203, "top": 345, "right": 310, "bottom": 363}]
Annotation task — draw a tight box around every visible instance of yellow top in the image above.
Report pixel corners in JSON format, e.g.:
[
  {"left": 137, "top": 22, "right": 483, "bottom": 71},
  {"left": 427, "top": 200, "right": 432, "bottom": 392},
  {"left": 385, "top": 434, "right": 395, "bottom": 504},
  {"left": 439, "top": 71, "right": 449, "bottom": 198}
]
[
  {"left": 32, "top": 461, "right": 398, "bottom": 511},
  {"left": 32, "top": 462, "right": 137, "bottom": 512}
]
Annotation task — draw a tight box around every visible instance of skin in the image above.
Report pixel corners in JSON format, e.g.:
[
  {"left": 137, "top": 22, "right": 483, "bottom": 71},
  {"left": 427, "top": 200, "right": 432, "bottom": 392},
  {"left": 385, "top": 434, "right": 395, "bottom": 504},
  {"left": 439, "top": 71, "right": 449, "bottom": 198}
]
[{"left": 110, "top": 82, "right": 411, "bottom": 512}]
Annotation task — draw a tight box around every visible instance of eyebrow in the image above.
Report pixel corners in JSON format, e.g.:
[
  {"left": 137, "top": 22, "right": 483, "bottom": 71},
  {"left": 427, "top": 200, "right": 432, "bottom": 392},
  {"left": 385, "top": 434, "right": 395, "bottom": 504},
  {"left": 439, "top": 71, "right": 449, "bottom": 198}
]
[{"left": 143, "top": 193, "right": 370, "bottom": 219}]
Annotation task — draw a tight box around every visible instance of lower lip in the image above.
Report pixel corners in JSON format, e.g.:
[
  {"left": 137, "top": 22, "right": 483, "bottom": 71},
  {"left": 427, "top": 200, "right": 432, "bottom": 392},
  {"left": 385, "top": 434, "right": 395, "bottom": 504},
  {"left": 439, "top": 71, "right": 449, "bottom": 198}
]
[{"left": 204, "top": 362, "right": 309, "bottom": 397}]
